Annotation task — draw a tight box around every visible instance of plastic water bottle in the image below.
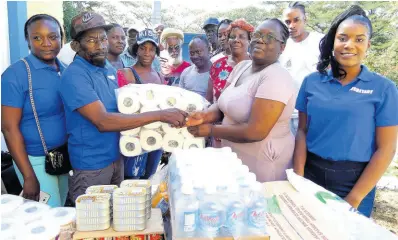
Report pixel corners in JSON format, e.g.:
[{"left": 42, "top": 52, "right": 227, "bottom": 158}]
[
  {"left": 193, "top": 178, "right": 205, "bottom": 202},
  {"left": 225, "top": 184, "right": 246, "bottom": 237},
  {"left": 175, "top": 183, "right": 199, "bottom": 237},
  {"left": 247, "top": 182, "right": 267, "bottom": 235},
  {"left": 199, "top": 184, "right": 225, "bottom": 238},
  {"left": 239, "top": 172, "right": 256, "bottom": 206}
]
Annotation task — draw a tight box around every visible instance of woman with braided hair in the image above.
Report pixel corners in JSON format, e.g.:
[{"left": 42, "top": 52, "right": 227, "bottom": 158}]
[
  {"left": 186, "top": 19, "right": 297, "bottom": 182},
  {"left": 294, "top": 5, "right": 398, "bottom": 217}
]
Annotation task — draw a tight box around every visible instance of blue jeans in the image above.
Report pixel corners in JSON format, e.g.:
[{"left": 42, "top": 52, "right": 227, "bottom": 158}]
[
  {"left": 304, "top": 151, "right": 376, "bottom": 217},
  {"left": 142, "top": 150, "right": 163, "bottom": 179},
  {"left": 13, "top": 156, "right": 68, "bottom": 207}
]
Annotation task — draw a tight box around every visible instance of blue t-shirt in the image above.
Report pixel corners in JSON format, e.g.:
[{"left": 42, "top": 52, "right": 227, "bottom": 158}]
[
  {"left": 1, "top": 54, "right": 67, "bottom": 156},
  {"left": 59, "top": 56, "right": 120, "bottom": 170},
  {"left": 296, "top": 66, "right": 398, "bottom": 162}
]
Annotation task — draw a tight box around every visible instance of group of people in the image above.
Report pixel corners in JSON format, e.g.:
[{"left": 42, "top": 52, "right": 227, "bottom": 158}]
[{"left": 2, "top": 2, "right": 397, "bottom": 219}]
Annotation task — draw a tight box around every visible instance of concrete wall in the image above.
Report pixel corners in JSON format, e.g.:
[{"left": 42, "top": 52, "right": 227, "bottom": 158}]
[{"left": 27, "top": 1, "right": 64, "bottom": 25}]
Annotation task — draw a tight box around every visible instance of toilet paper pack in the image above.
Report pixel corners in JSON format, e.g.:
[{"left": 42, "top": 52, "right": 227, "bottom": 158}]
[{"left": 116, "top": 84, "right": 210, "bottom": 157}]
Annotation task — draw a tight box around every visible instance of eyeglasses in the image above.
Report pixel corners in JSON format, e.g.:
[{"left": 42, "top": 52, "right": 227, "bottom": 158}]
[
  {"left": 251, "top": 32, "right": 284, "bottom": 44},
  {"left": 228, "top": 34, "right": 248, "bottom": 41},
  {"left": 82, "top": 37, "right": 108, "bottom": 46}
]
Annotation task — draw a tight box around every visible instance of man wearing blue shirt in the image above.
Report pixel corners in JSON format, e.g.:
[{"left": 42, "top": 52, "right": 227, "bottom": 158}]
[{"left": 60, "top": 12, "right": 187, "bottom": 201}]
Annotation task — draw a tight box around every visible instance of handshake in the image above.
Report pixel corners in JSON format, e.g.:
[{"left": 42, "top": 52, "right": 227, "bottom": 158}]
[{"left": 161, "top": 109, "right": 212, "bottom": 137}]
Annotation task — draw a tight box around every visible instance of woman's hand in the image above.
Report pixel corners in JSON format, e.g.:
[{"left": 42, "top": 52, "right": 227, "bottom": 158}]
[
  {"left": 22, "top": 175, "right": 40, "bottom": 201},
  {"left": 187, "top": 124, "right": 213, "bottom": 137},
  {"left": 344, "top": 194, "right": 361, "bottom": 209},
  {"left": 185, "top": 111, "right": 207, "bottom": 127}
]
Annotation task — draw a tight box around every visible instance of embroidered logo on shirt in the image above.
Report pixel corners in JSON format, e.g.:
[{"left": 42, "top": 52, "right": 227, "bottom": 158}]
[{"left": 349, "top": 87, "right": 373, "bottom": 94}]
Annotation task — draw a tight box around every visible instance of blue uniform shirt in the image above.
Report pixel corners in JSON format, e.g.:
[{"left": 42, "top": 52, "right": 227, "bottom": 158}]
[
  {"left": 1, "top": 54, "right": 67, "bottom": 156},
  {"left": 59, "top": 55, "right": 120, "bottom": 170},
  {"left": 296, "top": 66, "right": 398, "bottom": 162}
]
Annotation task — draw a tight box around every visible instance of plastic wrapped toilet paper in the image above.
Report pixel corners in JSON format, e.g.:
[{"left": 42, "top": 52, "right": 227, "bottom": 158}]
[
  {"left": 161, "top": 122, "right": 181, "bottom": 134},
  {"left": 138, "top": 86, "right": 159, "bottom": 107},
  {"left": 141, "top": 106, "right": 162, "bottom": 129},
  {"left": 181, "top": 127, "right": 194, "bottom": 139},
  {"left": 140, "top": 129, "right": 163, "bottom": 151},
  {"left": 19, "top": 219, "right": 60, "bottom": 240},
  {"left": 1, "top": 218, "right": 23, "bottom": 240},
  {"left": 120, "top": 136, "right": 143, "bottom": 157},
  {"left": 117, "top": 91, "right": 141, "bottom": 114},
  {"left": 1, "top": 194, "right": 24, "bottom": 217},
  {"left": 183, "top": 137, "right": 205, "bottom": 149},
  {"left": 15, "top": 201, "right": 51, "bottom": 225},
  {"left": 43, "top": 207, "right": 76, "bottom": 230},
  {"left": 121, "top": 127, "right": 141, "bottom": 136},
  {"left": 162, "top": 133, "right": 184, "bottom": 152},
  {"left": 43, "top": 207, "right": 76, "bottom": 240},
  {"left": 159, "top": 92, "right": 183, "bottom": 110}
]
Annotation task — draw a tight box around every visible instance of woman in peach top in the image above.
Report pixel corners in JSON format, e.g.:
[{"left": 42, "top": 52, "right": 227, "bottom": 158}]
[{"left": 187, "top": 19, "right": 297, "bottom": 182}]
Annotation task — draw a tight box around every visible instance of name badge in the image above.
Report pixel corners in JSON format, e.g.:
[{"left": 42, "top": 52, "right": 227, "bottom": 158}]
[{"left": 108, "top": 75, "right": 116, "bottom": 80}]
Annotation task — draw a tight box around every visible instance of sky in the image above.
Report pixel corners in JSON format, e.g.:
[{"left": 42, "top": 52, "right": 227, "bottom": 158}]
[{"left": 159, "top": 0, "right": 267, "bottom": 10}]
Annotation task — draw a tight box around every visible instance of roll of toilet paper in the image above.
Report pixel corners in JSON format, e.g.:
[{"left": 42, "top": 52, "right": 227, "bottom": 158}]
[
  {"left": 162, "top": 133, "right": 184, "bottom": 152},
  {"left": 2, "top": 218, "right": 23, "bottom": 240},
  {"left": 15, "top": 201, "right": 51, "bottom": 225},
  {"left": 19, "top": 219, "right": 60, "bottom": 240},
  {"left": 141, "top": 106, "right": 162, "bottom": 129},
  {"left": 181, "top": 91, "right": 205, "bottom": 113},
  {"left": 43, "top": 207, "right": 76, "bottom": 231},
  {"left": 120, "top": 136, "right": 143, "bottom": 157},
  {"left": 140, "top": 129, "right": 163, "bottom": 152},
  {"left": 161, "top": 122, "right": 181, "bottom": 134},
  {"left": 121, "top": 127, "right": 141, "bottom": 136},
  {"left": 181, "top": 127, "right": 194, "bottom": 139},
  {"left": 183, "top": 137, "right": 205, "bottom": 149},
  {"left": 159, "top": 92, "right": 183, "bottom": 110},
  {"left": 138, "top": 86, "right": 160, "bottom": 107},
  {"left": 1, "top": 194, "right": 24, "bottom": 217},
  {"left": 117, "top": 91, "right": 141, "bottom": 114}
]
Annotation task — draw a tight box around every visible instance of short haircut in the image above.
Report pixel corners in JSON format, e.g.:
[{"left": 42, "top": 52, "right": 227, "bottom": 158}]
[
  {"left": 131, "top": 42, "right": 160, "bottom": 58},
  {"left": 24, "top": 14, "right": 64, "bottom": 43},
  {"left": 190, "top": 35, "right": 210, "bottom": 48},
  {"left": 107, "top": 23, "right": 123, "bottom": 33},
  {"left": 264, "top": 18, "right": 289, "bottom": 43},
  {"left": 217, "top": 19, "right": 233, "bottom": 33}
]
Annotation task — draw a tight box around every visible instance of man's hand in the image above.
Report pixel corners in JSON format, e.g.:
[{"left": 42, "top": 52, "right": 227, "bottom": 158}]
[
  {"left": 22, "top": 175, "right": 40, "bottom": 201},
  {"left": 186, "top": 111, "right": 207, "bottom": 127},
  {"left": 159, "top": 108, "right": 187, "bottom": 127},
  {"left": 187, "top": 124, "right": 213, "bottom": 137}
]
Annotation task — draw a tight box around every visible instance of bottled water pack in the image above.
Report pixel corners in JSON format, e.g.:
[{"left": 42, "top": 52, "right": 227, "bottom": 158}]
[{"left": 169, "top": 147, "right": 268, "bottom": 238}]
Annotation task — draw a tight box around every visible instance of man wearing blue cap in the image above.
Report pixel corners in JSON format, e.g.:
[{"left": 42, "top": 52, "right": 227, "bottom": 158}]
[{"left": 203, "top": 17, "right": 220, "bottom": 56}]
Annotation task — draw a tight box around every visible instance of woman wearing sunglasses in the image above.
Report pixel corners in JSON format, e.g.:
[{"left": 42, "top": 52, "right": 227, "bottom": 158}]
[{"left": 186, "top": 19, "right": 296, "bottom": 182}]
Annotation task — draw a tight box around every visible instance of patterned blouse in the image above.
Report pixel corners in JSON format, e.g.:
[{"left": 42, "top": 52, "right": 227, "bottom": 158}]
[{"left": 210, "top": 56, "right": 234, "bottom": 101}]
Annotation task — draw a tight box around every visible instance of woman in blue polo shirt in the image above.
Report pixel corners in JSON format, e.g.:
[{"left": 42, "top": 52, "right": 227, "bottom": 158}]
[
  {"left": 294, "top": 5, "right": 398, "bottom": 217},
  {"left": 1, "top": 14, "right": 68, "bottom": 207}
]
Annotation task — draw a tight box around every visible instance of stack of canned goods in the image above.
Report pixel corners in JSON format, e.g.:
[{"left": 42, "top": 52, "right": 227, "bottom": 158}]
[
  {"left": 113, "top": 187, "right": 148, "bottom": 231},
  {"left": 120, "top": 180, "right": 152, "bottom": 219},
  {"left": 86, "top": 185, "right": 118, "bottom": 217},
  {"left": 76, "top": 193, "right": 111, "bottom": 231}
]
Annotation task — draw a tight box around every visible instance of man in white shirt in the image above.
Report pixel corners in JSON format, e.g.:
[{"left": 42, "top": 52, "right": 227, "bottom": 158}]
[{"left": 279, "top": 2, "right": 324, "bottom": 135}]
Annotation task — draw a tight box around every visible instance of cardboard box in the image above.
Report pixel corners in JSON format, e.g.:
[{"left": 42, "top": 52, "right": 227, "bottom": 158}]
[
  {"left": 73, "top": 209, "right": 164, "bottom": 240},
  {"left": 264, "top": 181, "right": 345, "bottom": 240}
]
